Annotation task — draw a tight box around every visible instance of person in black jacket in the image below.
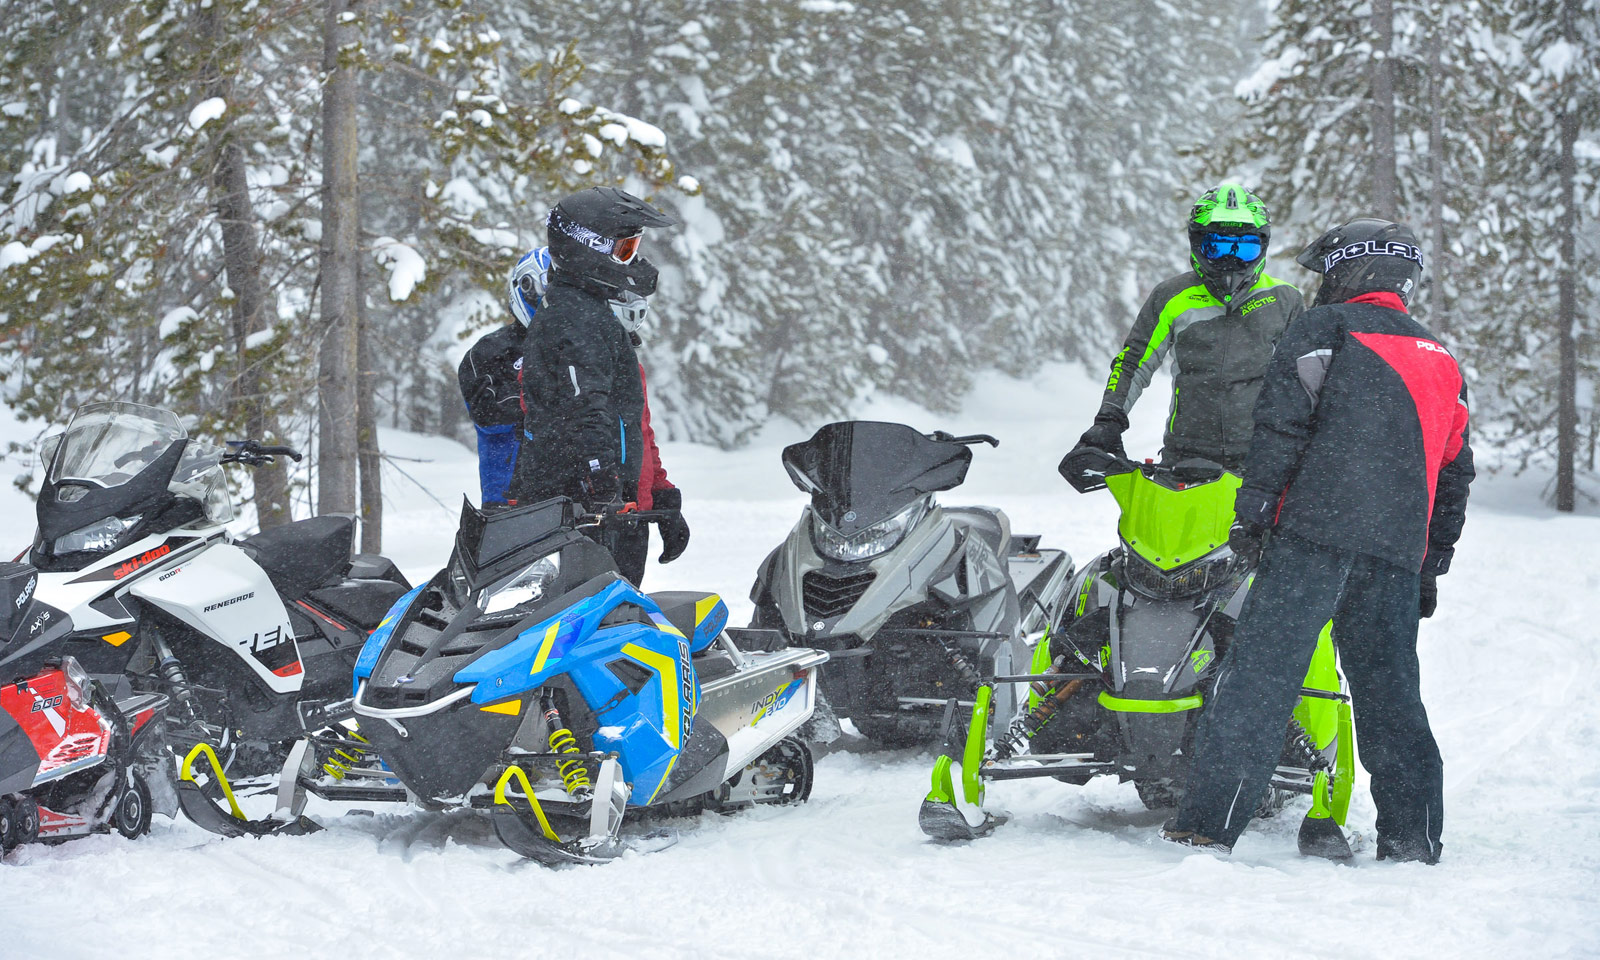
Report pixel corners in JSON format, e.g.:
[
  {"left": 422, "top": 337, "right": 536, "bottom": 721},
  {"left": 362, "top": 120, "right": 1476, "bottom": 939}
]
[
  {"left": 509, "top": 187, "right": 688, "bottom": 580},
  {"left": 1162, "top": 219, "right": 1473, "bottom": 864}
]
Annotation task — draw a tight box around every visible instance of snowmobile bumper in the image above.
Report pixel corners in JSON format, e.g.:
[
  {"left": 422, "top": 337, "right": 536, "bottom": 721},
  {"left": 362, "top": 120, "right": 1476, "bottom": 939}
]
[{"left": 175, "top": 742, "right": 321, "bottom": 838}]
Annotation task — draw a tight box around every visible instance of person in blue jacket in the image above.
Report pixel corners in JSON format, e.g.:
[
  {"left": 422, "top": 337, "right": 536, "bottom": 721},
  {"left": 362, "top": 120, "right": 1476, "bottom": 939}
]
[{"left": 457, "top": 247, "right": 549, "bottom": 504}]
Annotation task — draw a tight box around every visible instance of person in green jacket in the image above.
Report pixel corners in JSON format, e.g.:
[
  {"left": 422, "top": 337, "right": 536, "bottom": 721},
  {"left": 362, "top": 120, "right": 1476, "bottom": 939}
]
[{"left": 1072, "top": 182, "right": 1304, "bottom": 473}]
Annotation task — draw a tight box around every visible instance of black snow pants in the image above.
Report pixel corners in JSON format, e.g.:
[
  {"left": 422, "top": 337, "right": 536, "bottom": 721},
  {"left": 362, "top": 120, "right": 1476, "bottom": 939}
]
[{"left": 1169, "top": 530, "right": 1443, "bottom": 857}]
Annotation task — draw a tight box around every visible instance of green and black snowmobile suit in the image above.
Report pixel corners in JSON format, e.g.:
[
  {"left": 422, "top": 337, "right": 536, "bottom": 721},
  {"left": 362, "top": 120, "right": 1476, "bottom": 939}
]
[{"left": 1099, "top": 272, "right": 1304, "bottom": 470}]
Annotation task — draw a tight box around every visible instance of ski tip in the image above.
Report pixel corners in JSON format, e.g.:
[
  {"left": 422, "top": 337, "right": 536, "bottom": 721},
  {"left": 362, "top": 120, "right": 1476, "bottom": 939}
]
[
  {"left": 917, "top": 799, "right": 999, "bottom": 843},
  {"left": 1297, "top": 814, "right": 1354, "bottom": 863}
]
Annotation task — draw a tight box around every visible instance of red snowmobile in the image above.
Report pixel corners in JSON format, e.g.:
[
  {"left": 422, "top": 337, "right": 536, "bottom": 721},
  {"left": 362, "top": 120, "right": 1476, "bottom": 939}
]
[{"left": 0, "top": 562, "right": 171, "bottom": 853}]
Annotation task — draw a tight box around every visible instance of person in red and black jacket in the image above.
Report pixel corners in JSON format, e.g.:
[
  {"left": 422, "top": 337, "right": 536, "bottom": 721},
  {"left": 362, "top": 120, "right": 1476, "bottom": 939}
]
[{"left": 1163, "top": 219, "right": 1473, "bottom": 865}]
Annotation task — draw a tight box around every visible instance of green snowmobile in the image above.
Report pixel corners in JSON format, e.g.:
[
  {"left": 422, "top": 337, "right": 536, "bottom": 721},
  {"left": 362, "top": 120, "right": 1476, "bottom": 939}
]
[{"left": 919, "top": 447, "right": 1356, "bottom": 859}]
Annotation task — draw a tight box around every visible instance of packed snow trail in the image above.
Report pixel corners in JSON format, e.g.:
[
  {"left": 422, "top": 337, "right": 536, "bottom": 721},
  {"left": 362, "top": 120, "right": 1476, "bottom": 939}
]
[{"left": 1, "top": 367, "right": 1596, "bottom": 959}]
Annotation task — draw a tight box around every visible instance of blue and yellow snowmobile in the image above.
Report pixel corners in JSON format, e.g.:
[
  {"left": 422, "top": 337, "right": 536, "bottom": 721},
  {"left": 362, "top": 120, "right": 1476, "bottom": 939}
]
[
  {"left": 179, "top": 497, "right": 827, "bottom": 864},
  {"left": 919, "top": 448, "right": 1356, "bottom": 859}
]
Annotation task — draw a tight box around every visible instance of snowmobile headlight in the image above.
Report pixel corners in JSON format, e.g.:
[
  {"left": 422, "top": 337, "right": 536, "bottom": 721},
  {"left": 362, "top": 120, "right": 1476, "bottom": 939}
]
[
  {"left": 53, "top": 514, "right": 141, "bottom": 554},
  {"left": 60, "top": 655, "right": 92, "bottom": 711},
  {"left": 479, "top": 554, "right": 561, "bottom": 619},
  {"left": 812, "top": 497, "right": 929, "bottom": 563}
]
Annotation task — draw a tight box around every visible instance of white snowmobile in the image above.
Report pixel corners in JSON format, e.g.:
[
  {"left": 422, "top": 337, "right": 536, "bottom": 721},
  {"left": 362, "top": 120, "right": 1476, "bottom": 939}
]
[
  {"left": 749, "top": 421, "right": 1074, "bottom": 746},
  {"left": 22, "top": 402, "right": 412, "bottom": 807}
]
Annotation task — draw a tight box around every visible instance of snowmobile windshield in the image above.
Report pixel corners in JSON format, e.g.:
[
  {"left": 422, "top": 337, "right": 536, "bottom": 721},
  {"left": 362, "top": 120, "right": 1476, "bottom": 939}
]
[
  {"left": 782, "top": 421, "right": 971, "bottom": 536},
  {"left": 49, "top": 402, "right": 185, "bottom": 489},
  {"left": 455, "top": 496, "right": 572, "bottom": 582}
]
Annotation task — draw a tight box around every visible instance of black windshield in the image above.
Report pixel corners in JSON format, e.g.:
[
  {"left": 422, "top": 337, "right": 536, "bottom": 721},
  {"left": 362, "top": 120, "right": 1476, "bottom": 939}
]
[
  {"left": 781, "top": 421, "right": 971, "bottom": 535},
  {"left": 455, "top": 496, "right": 571, "bottom": 583}
]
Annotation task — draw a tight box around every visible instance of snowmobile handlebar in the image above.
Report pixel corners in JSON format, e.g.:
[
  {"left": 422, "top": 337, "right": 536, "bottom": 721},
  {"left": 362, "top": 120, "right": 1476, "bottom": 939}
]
[
  {"left": 223, "top": 439, "right": 304, "bottom": 466},
  {"left": 575, "top": 504, "right": 678, "bottom": 528},
  {"left": 1059, "top": 447, "right": 1230, "bottom": 493},
  {"left": 926, "top": 430, "right": 1000, "bottom": 448}
]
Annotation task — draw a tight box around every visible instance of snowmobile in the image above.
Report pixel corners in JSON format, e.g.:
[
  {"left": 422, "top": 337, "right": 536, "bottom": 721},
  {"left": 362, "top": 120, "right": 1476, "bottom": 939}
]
[
  {"left": 749, "top": 421, "right": 1074, "bottom": 746},
  {"left": 23, "top": 402, "right": 412, "bottom": 793},
  {"left": 0, "top": 561, "right": 171, "bottom": 852},
  {"left": 179, "top": 496, "right": 828, "bottom": 865},
  {"left": 918, "top": 447, "right": 1356, "bottom": 860}
]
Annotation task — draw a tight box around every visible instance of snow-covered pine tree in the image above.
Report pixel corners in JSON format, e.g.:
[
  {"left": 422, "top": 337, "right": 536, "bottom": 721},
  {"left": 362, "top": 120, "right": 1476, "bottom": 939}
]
[
  {"left": 1487, "top": 0, "right": 1599, "bottom": 506},
  {"left": 0, "top": 0, "right": 323, "bottom": 523},
  {"left": 1212, "top": 1, "right": 1599, "bottom": 500},
  {"left": 505, "top": 0, "right": 1253, "bottom": 444}
]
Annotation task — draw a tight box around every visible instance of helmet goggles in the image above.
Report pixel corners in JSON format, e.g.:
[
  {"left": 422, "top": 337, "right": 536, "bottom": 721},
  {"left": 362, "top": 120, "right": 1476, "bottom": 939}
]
[
  {"left": 610, "top": 232, "right": 642, "bottom": 265},
  {"left": 1199, "top": 233, "right": 1263, "bottom": 263}
]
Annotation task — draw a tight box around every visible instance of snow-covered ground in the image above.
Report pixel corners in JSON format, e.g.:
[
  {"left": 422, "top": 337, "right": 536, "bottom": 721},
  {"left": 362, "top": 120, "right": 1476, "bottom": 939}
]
[{"left": 2, "top": 366, "right": 1598, "bottom": 959}]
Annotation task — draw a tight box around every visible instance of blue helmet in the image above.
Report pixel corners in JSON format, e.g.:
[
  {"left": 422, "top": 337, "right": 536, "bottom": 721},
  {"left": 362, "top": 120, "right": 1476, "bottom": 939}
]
[{"left": 508, "top": 246, "right": 551, "bottom": 327}]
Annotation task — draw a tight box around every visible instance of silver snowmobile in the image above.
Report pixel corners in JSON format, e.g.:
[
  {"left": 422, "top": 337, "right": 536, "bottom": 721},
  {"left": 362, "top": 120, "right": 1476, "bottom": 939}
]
[{"left": 750, "top": 421, "right": 1074, "bottom": 746}]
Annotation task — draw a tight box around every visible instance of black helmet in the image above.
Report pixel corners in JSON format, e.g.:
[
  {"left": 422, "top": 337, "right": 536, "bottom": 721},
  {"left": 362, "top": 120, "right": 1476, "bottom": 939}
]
[
  {"left": 1188, "top": 182, "right": 1271, "bottom": 304},
  {"left": 1296, "top": 218, "right": 1425, "bottom": 308},
  {"left": 546, "top": 187, "right": 679, "bottom": 298}
]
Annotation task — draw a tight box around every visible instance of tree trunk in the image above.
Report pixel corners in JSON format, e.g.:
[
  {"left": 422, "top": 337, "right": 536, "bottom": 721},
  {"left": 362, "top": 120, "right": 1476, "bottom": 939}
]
[
  {"left": 1555, "top": 0, "right": 1578, "bottom": 513},
  {"left": 1425, "top": 5, "right": 1449, "bottom": 336},
  {"left": 316, "top": 0, "right": 363, "bottom": 517},
  {"left": 200, "top": 2, "right": 291, "bottom": 528},
  {"left": 357, "top": 261, "right": 382, "bottom": 552},
  {"left": 1370, "top": 0, "right": 1398, "bottom": 219}
]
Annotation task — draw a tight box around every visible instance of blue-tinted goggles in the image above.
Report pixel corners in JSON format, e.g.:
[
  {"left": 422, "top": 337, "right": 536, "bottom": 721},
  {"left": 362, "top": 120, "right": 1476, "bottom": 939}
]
[{"left": 1200, "top": 233, "right": 1263, "bottom": 262}]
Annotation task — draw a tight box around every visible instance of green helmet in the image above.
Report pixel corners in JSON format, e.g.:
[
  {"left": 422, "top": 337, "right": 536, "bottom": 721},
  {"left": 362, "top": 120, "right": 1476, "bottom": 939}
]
[{"left": 1188, "top": 182, "right": 1271, "bottom": 304}]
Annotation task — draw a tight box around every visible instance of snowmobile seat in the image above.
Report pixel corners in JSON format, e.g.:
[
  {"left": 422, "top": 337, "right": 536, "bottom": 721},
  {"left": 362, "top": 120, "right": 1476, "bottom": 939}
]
[
  {"left": 306, "top": 578, "right": 411, "bottom": 632},
  {"left": 944, "top": 506, "right": 1011, "bottom": 560},
  {"left": 347, "top": 553, "right": 411, "bottom": 589},
  {"left": 689, "top": 649, "right": 739, "bottom": 684},
  {"left": 647, "top": 591, "right": 728, "bottom": 654},
  {"left": 237, "top": 515, "right": 355, "bottom": 602}
]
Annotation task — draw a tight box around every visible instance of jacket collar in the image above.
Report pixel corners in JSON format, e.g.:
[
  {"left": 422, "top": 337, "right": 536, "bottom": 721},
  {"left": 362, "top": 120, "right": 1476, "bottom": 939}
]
[{"left": 1346, "top": 291, "right": 1408, "bottom": 313}]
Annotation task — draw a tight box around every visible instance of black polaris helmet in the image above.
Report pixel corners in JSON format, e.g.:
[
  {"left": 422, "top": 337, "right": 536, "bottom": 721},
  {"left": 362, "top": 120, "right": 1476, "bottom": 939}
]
[
  {"left": 546, "top": 187, "right": 679, "bottom": 299},
  {"left": 1297, "top": 218, "right": 1425, "bottom": 308}
]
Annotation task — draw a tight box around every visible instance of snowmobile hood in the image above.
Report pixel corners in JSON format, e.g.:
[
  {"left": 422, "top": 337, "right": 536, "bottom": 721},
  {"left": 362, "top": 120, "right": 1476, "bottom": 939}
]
[
  {"left": 1106, "top": 468, "right": 1240, "bottom": 571},
  {"left": 782, "top": 421, "right": 972, "bottom": 536}
]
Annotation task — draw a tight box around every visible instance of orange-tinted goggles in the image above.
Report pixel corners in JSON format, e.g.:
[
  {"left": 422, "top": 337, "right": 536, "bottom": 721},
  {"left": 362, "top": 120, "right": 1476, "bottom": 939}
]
[{"left": 611, "top": 233, "right": 642, "bottom": 264}]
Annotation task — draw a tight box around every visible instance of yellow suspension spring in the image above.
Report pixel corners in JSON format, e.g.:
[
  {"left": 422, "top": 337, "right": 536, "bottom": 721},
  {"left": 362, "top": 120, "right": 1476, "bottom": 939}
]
[
  {"left": 322, "top": 731, "right": 372, "bottom": 780},
  {"left": 548, "top": 726, "right": 592, "bottom": 795}
]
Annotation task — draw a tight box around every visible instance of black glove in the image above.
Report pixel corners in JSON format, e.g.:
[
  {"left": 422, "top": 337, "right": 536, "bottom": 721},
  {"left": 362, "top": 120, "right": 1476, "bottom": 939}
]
[
  {"left": 652, "top": 487, "right": 690, "bottom": 563},
  {"left": 1419, "top": 574, "right": 1437, "bottom": 619},
  {"left": 1076, "top": 407, "right": 1129, "bottom": 460},
  {"left": 1228, "top": 518, "right": 1268, "bottom": 568}
]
